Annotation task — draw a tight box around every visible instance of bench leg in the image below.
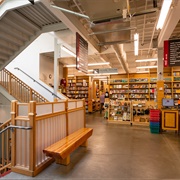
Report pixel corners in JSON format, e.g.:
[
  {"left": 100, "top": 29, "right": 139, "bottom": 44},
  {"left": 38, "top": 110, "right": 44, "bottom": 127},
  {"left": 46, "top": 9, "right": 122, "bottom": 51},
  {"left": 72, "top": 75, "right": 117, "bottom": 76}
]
[
  {"left": 81, "top": 140, "right": 88, "bottom": 147},
  {"left": 55, "top": 155, "right": 70, "bottom": 166}
]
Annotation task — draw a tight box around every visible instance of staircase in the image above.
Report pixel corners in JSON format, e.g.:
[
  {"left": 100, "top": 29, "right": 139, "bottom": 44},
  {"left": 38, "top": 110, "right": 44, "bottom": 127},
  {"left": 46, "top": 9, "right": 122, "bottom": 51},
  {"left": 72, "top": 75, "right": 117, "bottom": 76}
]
[
  {"left": 0, "top": 1, "right": 69, "bottom": 175},
  {"left": 0, "top": 0, "right": 67, "bottom": 70}
]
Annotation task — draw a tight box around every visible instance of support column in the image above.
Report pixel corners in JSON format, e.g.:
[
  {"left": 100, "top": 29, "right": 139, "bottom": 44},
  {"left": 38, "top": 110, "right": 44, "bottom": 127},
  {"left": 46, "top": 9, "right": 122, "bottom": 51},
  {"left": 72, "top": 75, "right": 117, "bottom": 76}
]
[
  {"left": 53, "top": 38, "right": 60, "bottom": 98},
  {"left": 63, "top": 67, "right": 68, "bottom": 94},
  {"left": 157, "top": 47, "right": 164, "bottom": 109}
]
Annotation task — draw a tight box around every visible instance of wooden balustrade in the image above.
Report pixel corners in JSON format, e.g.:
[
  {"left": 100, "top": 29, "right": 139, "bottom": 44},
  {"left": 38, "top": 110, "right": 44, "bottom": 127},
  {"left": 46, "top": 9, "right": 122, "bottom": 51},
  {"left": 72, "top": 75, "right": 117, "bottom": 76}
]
[
  {"left": 0, "top": 69, "right": 48, "bottom": 103},
  {"left": 9, "top": 99, "right": 85, "bottom": 177},
  {"left": 0, "top": 119, "right": 11, "bottom": 175}
]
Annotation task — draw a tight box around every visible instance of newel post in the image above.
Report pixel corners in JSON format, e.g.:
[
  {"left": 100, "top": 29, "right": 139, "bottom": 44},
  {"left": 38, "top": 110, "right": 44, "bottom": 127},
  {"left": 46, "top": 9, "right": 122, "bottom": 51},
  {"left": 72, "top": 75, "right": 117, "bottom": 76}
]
[
  {"left": 28, "top": 101, "right": 36, "bottom": 172},
  {"left": 65, "top": 100, "right": 69, "bottom": 136},
  {"left": 83, "top": 99, "right": 86, "bottom": 128},
  {"left": 11, "top": 100, "right": 18, "bottom": 167}
]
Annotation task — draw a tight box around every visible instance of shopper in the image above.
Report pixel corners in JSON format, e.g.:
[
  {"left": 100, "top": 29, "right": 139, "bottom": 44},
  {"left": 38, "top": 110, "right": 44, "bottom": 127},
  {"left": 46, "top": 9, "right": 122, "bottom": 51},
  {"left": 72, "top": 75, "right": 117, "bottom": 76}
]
[{"left": 100, "top": 91, "right": 105, "bottom": 114}]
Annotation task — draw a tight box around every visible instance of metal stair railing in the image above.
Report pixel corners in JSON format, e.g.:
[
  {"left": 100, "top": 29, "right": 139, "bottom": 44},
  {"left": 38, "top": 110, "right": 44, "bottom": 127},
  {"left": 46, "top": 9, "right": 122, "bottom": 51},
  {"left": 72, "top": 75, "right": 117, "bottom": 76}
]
[
  {"left": 0, "top": 120, "right": 32, "bottom": 175},
  {"left": 14, "top": 67, "right": 63, "bottom": 100}
]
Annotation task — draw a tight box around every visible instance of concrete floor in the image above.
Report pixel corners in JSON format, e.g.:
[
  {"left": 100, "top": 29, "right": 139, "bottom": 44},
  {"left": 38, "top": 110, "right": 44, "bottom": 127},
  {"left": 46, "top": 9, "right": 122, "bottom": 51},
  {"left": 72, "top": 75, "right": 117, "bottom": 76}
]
[{"left": 2, "top": 112, "right": 180, "bottom": 180}]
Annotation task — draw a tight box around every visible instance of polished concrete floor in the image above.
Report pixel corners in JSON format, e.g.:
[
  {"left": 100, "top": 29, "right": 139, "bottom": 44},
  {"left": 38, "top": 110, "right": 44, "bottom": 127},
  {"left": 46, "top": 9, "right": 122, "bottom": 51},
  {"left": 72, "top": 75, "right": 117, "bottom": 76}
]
[{"left": 2, "top": 112, "right": 180, "bottom": 180}]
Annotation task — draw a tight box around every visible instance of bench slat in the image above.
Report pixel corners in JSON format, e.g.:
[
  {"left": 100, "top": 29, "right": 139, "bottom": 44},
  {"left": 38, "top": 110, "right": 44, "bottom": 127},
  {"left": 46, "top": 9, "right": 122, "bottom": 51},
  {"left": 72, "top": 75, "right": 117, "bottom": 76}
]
[{"left": 43, "top": 128, "right": 93, "bottom": 160}]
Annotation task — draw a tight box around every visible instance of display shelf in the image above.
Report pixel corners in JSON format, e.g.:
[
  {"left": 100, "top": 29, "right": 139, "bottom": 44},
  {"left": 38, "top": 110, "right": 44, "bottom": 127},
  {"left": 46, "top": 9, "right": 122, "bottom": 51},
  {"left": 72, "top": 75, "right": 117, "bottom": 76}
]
[
  {"left": 132, "top": 101, "right": 157, "bottom": 125},
  {"left": 108, "top": 100, "right": 132, "bottom": 124},
  {"left": 67, "top": 76, "right": 91, "bottom": 113}
]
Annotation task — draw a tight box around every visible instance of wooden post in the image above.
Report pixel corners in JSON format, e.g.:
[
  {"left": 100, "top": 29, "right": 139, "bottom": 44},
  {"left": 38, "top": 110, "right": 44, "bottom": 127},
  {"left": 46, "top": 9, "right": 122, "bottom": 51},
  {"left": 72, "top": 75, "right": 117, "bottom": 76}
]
[
  {"left": 29, "top": 101, "right": 36, "bottom": 172},
  {"left": 11, "top": 100, "right": 18, "bottom": 167},
  {"left": 157, "top": 81, "right": 164, "bottom": 109},
  {"left": 83, "top": 99, "right": 86, "bottom": 128},
  {"left": 65, "top": 100, "right": 69, "bottom": 136},
  {"left": 30, "top": 89, "right": 33, "bottom": 101},
  {"left": 8, "top": 73, "right": 12, "bottom": 95},
  {"left": 63, "top": 67, "right": 68, "bottom": 94}
]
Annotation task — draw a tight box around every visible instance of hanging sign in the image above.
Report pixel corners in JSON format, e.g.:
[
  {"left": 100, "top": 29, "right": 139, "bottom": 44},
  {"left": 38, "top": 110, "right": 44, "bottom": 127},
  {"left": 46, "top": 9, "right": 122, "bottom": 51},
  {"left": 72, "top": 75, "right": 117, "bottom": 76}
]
[{"left": 76, "top": 32, "right": 88, "bottom": 73}]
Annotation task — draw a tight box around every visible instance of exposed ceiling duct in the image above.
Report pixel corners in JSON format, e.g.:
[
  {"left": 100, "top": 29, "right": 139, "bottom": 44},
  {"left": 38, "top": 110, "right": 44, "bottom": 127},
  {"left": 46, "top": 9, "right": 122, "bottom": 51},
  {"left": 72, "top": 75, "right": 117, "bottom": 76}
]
[{"left": 111, "top": 44, "right": 129, "bottom": 74}]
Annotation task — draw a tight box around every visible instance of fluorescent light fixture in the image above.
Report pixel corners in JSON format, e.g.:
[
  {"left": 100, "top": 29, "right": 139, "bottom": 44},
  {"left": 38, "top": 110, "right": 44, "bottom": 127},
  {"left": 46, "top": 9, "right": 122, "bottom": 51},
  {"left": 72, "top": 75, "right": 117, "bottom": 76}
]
[
  {"left": 65, "top": 64, "right": 76, "bottom": 67},
  {"left": 156, "top": 0, "right": 172, "bottom": 30},
  {"left": 136, "top": 65, "right": 157, "bottom": 69},
  {"left": 93, "top": 76, "right": 108, "bottom": 79},
  {"left": 64, "top": 62, "right": 110, "bottom": 67},
  {"left": 135, "top": 58, "right": 158, "bottom": 62},
  {"left": 88, "top": 62, "right": 110, "bottom": 66},
  {"left": 136, "top": 71, "right": 150, "bottom": 73},
  {"left": 134, "top": 33, "right": 139, "bottom": 56},
  {"left": 61, "top": 46, "right": 76, "bottom": 57},
  {"left": 68, "top": 74, "right": 75, "bottom": 77},
  {"left": 87, "top": 72, "right": 118, "bottom": 76}
]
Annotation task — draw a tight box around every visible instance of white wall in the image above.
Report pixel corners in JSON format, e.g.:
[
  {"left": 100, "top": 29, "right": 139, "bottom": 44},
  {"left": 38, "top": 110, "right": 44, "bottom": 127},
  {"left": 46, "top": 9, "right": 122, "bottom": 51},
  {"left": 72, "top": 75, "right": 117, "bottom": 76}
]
[
  {"left": 39, "top": 54, "right": 64, "bottom": 87},
  {"left": 6, "top": 33, "right": 66, "bottom": 101},
  {"left": 0, "top": 93, "right": 11, "bottom": 123}
]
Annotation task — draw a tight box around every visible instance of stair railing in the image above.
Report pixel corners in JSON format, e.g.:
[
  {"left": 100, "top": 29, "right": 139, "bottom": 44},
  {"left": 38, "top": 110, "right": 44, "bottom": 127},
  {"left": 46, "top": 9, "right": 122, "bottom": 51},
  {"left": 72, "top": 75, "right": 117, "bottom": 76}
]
[
  {"left": 14, "top": 67, "right": 63, "bottom": 100},
  {"left": 0, "top": 119, "right": 11, "bottom": 175},
  {"left": 0, "top": 119, "right": 32, "bottom": 175},
  {"left": 0, "top": 69, "right": 48, "bottom": 103}
]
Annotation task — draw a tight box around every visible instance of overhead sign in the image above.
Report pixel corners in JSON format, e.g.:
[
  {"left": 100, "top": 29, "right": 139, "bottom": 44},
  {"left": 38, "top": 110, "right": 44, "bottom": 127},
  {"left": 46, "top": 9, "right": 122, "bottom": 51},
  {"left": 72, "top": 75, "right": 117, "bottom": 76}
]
[
  {"left": 93, "top": 68, "right": 118, "bottom": 74},
  {"left": 164, "top": 39, "right": 180, "bottom": 67},
  {"left": 76, "top": 32, "right": 88, "bottom": 73}
]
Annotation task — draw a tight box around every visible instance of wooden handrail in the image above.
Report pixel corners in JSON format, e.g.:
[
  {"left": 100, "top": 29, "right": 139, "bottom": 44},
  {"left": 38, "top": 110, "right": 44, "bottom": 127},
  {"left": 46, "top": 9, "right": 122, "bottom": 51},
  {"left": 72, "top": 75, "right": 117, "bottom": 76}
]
[{"left": 0, "top": 69, "right": 48, "bottom": 103}]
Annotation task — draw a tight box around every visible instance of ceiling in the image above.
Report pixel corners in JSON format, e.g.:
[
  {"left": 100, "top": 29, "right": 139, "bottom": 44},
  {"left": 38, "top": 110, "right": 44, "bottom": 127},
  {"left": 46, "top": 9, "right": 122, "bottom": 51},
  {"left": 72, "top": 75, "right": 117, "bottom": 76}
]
[{"left": 45, "top": 0, "right": 180, "bottom": 76}]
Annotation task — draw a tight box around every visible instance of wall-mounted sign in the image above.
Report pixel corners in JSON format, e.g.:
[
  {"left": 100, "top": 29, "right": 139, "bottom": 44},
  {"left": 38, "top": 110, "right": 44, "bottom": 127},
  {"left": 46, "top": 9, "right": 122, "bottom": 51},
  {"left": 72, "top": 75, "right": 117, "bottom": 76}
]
[
  {"left": 93, "top": 68, "right": 118, "bottom": 74},
  {"left": 164, "top": 39, "right": 180, "bottom": 67},
  {"left": 76, "top": 32, "right": 88, "bottom": 73}
]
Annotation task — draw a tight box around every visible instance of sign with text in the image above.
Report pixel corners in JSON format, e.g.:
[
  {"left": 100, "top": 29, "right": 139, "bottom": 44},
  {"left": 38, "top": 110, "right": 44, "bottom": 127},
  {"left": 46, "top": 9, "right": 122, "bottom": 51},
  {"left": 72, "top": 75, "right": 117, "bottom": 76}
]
[
  {"left": 169, "top": 39, "right": 180, "bottom": 66},
  {"left": 164, "top": 40, "right": 169, "bottom": 67},
  {"left": 93, "top": 68, "right": 118, "bottom": 74},
  {"left": 76, "top": 32, "right": 88, "bottom": 73},
  {"left": 164, "top": 39, "right": 180, "bottom": 67}
]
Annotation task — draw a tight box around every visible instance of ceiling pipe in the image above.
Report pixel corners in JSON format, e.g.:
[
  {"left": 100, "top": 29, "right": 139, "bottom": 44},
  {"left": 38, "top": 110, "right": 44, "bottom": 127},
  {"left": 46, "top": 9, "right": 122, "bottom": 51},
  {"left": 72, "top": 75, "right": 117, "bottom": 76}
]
[
  {"left": 111, "top": 44, "right": 129, "bottom": 74},
  {"left": 50, "top": 4, "right": 90, "bottom": 19},
  {"left": 98, "top": 40, "right": 133, "bottom": 46},
  {"left": 89, "top": 27, "right": 136, "bottom": 36},
  {"left": 92, "top": 8, "right": 159, "bottom": 25},
  {"left": 141, "top": 0, "right": 148, "bottom": 47}
]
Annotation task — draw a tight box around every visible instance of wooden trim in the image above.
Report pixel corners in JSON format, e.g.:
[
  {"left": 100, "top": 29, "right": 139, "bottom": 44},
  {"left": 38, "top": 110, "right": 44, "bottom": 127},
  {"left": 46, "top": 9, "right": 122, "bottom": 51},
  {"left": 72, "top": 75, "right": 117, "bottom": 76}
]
[
  {"left": 11, "top": 167, "right": 34, "bottom": 177},
  {"left": 65, "top": 100, "right": 68, "bottom": 136},
  {"left": 83, "top": 99, "right": 86, "bottom": 128},
  {"left": 29, "top": 101, "right": 36, "bottom": 172},
  {"left": 33, "top": 158, "right": 54, "bottom": 177},
  {"left": 68, "top": 107, "right": 84, "bottom": 113},
  {"left": 35, "top": 111, "right": 66, "bottom": 121},
  {"left": 11, "top": 100, "right": 18, "bottom": 167}
]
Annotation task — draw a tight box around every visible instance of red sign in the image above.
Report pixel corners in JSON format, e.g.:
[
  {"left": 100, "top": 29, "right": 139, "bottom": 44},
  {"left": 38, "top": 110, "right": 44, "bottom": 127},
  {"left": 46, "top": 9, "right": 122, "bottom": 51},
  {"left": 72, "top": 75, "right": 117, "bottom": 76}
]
[
  {"left": 164, "top": 40, "right": 169, "bottom": 67},
  {"left": 76, "top": 32, "right": 88, "bottom": 74}
]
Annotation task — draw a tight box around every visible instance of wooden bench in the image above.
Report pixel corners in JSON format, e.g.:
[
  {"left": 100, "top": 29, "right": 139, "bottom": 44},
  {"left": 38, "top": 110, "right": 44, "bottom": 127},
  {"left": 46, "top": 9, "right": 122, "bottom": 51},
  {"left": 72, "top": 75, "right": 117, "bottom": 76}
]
[{"left": 43, "top": 128, "right": 93, "bottom": 165}]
